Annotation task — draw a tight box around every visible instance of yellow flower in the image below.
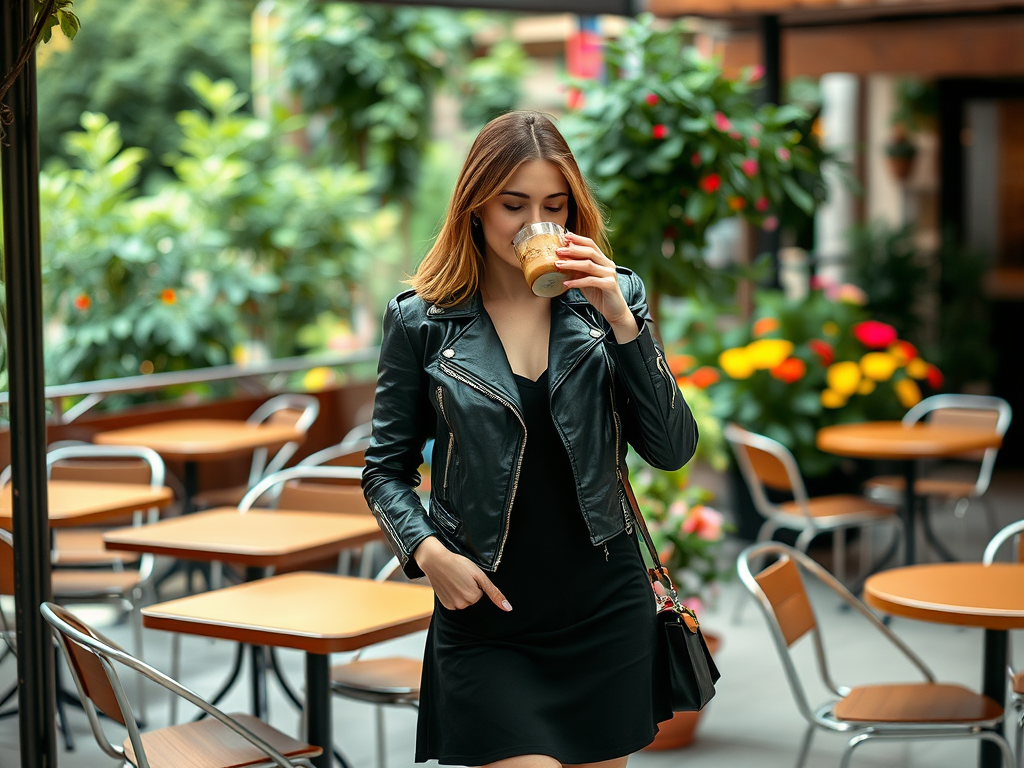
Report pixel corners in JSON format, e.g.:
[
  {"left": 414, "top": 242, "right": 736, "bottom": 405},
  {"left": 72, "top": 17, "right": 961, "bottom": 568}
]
[
  {"left": 906, "top": 358, "right": 928, "bottom": 380},
  {"left": 822, "top": 321, "right": 840, "bottom": 337},
  {"left": 746, "top": 339, "right": 794, "bottom": 370},
  {"left": 303, "top": 367, "right": 336, "bottom": 392},
  {"left": 895, "top": 378, "right": 922, "bottom": 408},
  {"left": 826, "top": 361, "right": 861, "bottom": 396},
  {"left": 860, "top": 352, "right": 899, "bottom": 382},
  {"left": 719, "top": 347, "right": 754, "bottom": 379},
  {"left": 821, "top": 389, "right": 847, "bottom": 409},
  {"left": 858, "top": 378, "right": 876, "bottom": 395}
]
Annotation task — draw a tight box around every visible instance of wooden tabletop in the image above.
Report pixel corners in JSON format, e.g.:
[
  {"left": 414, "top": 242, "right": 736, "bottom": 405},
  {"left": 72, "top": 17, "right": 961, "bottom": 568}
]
[
  {"left": 864, "top": 563, "right": 1024, "bottom": 630},
  {"left": 104, "top": 508, "right": 383, "bottom": 568},
  {"left": 817, "top": 421, "right": 1002, "bottom": 461},
  {"left": 0, "top": 480, "right": 173, "bottom": 530},
  {"left": 143, "top": 572, "right": 434, "bottom": 653},
  {"left": 94, "top": 420, "right": 304, "bottom": 462}
]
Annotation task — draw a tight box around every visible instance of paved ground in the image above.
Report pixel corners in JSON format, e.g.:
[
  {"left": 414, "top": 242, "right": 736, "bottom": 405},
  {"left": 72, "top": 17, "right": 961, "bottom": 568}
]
[{"left": 0, "top": 467, "right": 1021, "bottom": 768}]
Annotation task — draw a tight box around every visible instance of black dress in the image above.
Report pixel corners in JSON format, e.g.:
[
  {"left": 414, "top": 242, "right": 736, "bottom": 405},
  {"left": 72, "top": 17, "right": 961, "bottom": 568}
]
[{"left": 416, "top": 369, "right": 672, "bottom": 766}]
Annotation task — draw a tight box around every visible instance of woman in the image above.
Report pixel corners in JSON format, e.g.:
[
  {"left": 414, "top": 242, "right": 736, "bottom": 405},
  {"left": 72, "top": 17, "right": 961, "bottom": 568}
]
[{"left": 362, "top": 111, "right": 698, "bottom": 768}]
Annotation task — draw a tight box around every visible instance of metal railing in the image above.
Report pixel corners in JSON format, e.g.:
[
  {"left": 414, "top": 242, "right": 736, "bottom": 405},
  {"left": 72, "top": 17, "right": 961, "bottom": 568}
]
[{"left": 0, "top": 347, "right": 380, "bottom": 425}]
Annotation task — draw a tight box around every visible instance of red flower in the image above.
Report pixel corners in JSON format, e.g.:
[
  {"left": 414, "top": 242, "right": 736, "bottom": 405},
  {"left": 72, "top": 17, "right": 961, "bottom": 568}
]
[
  {"left": 645, "top": 93, "right": 659, "bottom": 106},
  {"left": 652, "top": 124, "right": 668, "bottom": 139},
  {"left": 728, "top": 196, "right": 746, "bottom": 212},
  {"left": 699, "top": 174, "right": 721, "bottom": 194},
  {"left": 777, "top": 147, "right": 791, "bottom": 162},
  {"left": 926, "top": 364, "right": 944, "bottom": 390},
  {"left": 808, "top": 339, "right": 834, "bottom": 367},
  {"left": 714, "top": 112, "right": 732, "bottom": 132},
  {"left": 750, "top": 64, "right": 766, "bottom": 82},
  {"left": 690, "top": 152, "right": 702, "bottom": 167},
  {"left": 770, "top": 357, "right": 807, "bottom": 384},
  {"left": 161, "top": 289, "right": 178, "bottom": 305},
  {"left": 893, "top": 340, "right": 918, "bottom": 362},
  {"left": 741, "top": 158, "right": 759, "bottom": 177},
  {"left": 749, "top": 136, "right": 760, "bottom": 149},
  {"left": 73, "top": 294, "right": 91, "bottom": 311},
  {"left": 690, "top": 367, "right": 720, "bottom": 389},
  {"left": 567, "top": 89, "right": 585, "bottom": 110},
  {"left": 755, "top": 196, "right": 769, "bottom": 212},
  {"left": 853, "top": 320, "right": 898, "bottom": 349},
  {"left": 729, "top": 131, "right": 742, "bottom": 140}
]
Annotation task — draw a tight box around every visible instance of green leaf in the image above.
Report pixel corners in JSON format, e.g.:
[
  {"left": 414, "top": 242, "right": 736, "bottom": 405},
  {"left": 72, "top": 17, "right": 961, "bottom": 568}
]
[{"left": 780, "top": 175, "right": 815, "bottom": 214}]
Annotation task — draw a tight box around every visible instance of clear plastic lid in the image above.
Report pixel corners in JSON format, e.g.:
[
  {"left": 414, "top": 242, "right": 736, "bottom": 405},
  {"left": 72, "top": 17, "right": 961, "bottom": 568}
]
[{"left": 512, "top": 221, "right": 566, "bottom": 249}]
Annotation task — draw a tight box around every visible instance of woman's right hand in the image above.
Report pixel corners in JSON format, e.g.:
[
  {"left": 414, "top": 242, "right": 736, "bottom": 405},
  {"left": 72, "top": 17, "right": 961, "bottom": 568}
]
[{"left": 414, "top": 536, "right": 512, "bottom": 612}]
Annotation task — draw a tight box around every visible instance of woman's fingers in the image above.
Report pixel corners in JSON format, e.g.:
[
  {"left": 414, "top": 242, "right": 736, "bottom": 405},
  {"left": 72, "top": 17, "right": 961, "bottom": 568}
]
[
  {"left": 554, "top": 256, "right": 608, "bottom": 276},
  {"left": 564, "top": 232, "right": 614, "bottom": 266},
  {"left": 476, "top": 573, "right": 513, "bottom": 612}
]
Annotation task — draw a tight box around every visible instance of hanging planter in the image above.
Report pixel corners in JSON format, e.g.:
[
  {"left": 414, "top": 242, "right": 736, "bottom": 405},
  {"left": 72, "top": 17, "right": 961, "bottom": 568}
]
[{"left": 885, "top": 124, "right": 918, "bottom": 182}]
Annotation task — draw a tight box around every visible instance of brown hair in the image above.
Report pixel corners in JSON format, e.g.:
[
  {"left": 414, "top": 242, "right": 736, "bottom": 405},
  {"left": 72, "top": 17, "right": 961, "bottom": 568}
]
[{"left": 410, "top": 111, "right": 609, "bottom": 306}]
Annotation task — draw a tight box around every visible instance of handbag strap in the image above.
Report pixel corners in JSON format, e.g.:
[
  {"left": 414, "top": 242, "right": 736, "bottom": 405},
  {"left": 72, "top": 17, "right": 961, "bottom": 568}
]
[{"left": 619, "top": 467, "right": 677, "bottom": 596}]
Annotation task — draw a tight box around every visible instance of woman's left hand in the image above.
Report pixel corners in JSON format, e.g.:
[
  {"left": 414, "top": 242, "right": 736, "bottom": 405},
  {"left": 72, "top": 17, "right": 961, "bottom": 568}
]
[{"left": 556, "top": 232, "right": 639, "bottom": 343}]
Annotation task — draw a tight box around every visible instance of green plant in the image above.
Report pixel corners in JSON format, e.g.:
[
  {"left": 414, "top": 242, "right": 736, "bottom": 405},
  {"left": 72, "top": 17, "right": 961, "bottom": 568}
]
[
  {"left": 458, "top": 37, "right": 530, "bottom": 129},
  {"left": 935, "top": 233, "right": 996, "bottom": 390},
  {"left": 562, "top": 15, "right": 829, "bottom": 311}
]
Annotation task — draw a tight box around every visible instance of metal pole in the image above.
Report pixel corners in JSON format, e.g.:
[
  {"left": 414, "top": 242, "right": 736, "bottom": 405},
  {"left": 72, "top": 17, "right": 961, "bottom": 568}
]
[
  {"left": 0, "top": 1, "right": 57, "bottom": 766},
  {"left": 757, "top": 14, "right": 782, "bottom": 289}
]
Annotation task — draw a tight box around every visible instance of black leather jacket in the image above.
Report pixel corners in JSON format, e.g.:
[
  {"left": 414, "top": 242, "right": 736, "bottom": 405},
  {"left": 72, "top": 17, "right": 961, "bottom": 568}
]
[{"left": 362, "top": 268, "right": 698, "bottom": 579}]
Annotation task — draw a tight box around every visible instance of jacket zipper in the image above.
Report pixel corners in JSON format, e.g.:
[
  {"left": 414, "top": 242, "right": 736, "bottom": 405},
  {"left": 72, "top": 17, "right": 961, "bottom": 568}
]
[
  {"left": 372, "top": 501, "right": 408, "bottom": 557},
  {"left": 439, "top": 360, "right": 526, "bottom": 569},
  {"left": 604, "top": 353, "right": 633, "bottom": 536},
  {"left": 435, "top": 386, "right": 454, "bottom": 497},
  {"left": 656, "top": 353, "right": 677, "bottom": 410}
]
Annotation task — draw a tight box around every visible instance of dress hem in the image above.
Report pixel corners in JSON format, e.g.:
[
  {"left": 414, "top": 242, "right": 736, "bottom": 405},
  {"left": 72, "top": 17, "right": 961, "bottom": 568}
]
[{"left": 416, "top": 730, "right": 660, "bottom": 766}]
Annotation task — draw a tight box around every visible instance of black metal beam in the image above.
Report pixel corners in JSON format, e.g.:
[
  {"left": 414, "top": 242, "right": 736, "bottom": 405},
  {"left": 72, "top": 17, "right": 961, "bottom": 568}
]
[
  {"left": 0, "top": 1, "right": 56, "bottom": 767},
  {"left": 757, "top": 14, "right": 782, "bottom": 288}
]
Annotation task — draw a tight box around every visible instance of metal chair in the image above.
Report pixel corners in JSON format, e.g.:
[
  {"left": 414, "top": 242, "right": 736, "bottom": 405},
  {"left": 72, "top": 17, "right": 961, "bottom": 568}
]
[
  {"left": 725, "top": 423, "right": 902, "bottom": 588},
  {"left": 983, "top": 519, "right": 1024, "bottom": 767},
  {"left": 864, "top": 395, "right": 1012, "bottom": 555},
  {"left": 328, "top": 556, "right": 421, "bottom": 768},
  {"left": 738, "top": 542, "right": 1015, "bottom": 768},
  {"left": 1, "top": 444, "right": 166, "bottom": 721},
  {"left": 193, "top": 393, "right": 321, "bottom": 510},
  {"left": 42, "top": 601, "right": 320, "bottom": 767}
]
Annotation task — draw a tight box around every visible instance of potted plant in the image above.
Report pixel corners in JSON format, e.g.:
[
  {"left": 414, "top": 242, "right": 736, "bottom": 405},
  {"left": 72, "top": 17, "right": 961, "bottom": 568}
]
[
  {"left": 626, "top": 386, "right": 731, "bottom": 749},
  {"left": 885, "top": 122, "right": 918, "bottom": 181}
]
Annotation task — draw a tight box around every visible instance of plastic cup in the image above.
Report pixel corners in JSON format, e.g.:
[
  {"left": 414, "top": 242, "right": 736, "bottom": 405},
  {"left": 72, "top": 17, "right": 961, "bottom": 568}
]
[{"left": 512, "top": 222, "right": 569, "bottom": 298}]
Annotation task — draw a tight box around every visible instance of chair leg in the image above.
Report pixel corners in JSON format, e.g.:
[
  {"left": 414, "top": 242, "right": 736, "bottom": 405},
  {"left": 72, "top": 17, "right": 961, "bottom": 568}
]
[
  {"left": 54, "top": 651, "right": 75, "bottom": 751},
  {"left": 859, "top": 523, "right": 873, "bottom": 581},
  {"left": 169, "top": 634, "right": 181, "bottom": 725},
  {"left": 375, "top": 705, "right": 387, "bottom": 768},
  {"left": 832, "top": 528, "right": 846, "bottom": 585},
  {"left": 211, "top": 561, "right": 223, "bottom": 591},
  {"left": 131, "top": 594, "right": 147, "bottom": 724},
  {"left": 839, "top": 732, "right": 871, "bottom": 768},
  {"left": 794, "top": 723, "right": 816, "bottom": 768}
]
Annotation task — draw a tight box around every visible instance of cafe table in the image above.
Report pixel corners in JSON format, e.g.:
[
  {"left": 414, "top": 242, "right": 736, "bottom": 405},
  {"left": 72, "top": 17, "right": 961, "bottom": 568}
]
[
  {"left": 864, "top": 562, "right": 1024, "bottom": 768},
  {"left": 817, "top": 421, "right": 1001, "bottom": 565},
  {"left": 142, "top": 572, "right": 434, "bottom": 768},
  {"left": 0, "top": 479, "right": 173, "bottom": 529},
  {"left": 104, "top": 507, "right": 383, "bottom": 719}
]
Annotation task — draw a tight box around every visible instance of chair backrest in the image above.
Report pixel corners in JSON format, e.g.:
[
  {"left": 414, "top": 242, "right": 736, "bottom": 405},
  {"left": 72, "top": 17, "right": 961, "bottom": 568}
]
[
  {"left": 246, "top": 394, "right": 321, "bottom": 485},
  {"left": 47, "top": 445, "right": 164, "bottom": 527},
  {"left": 737, "top": 542, "right": 934, "bottom": 722},
  {"left": 724, "top": 424, "right": 810, "bottom": 518},
  {"left": 982, "top": 519, "right": 1024, "bottom": 565},
  {"left": 297, "top": 437, "right": 370, "bottom": 486},
  {"left": 0, "top": 529, "right": 14, "bottom": 598},
  {"left": 238, "top": 466, "right": 364, "bottom": 513},
  {"left": 903, "top": 395, "right": 1012, "bottom": 495}
]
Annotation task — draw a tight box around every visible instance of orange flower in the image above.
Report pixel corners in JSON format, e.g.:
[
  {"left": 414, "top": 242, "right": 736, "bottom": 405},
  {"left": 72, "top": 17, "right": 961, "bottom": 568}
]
[
  {"left": 896, "top": 378, "right": 922, "bottom": 408},
  {"left": 73, "top": 294, "right": 91, "bottom": 311},
  {"left": 690, "top": 367, "right": 720, "bottom": 389},
  {"left": 752, "top": 317, "right": 779, "bottom": 337},
  {"left": 161, "top": 289, "right": 177, "bottom": 305},
  {"left": 666, "top": 354, "right": 697, "bottom": 376},
  {"left": 770, "top": 357, "right": 806, "bottom": 384}
]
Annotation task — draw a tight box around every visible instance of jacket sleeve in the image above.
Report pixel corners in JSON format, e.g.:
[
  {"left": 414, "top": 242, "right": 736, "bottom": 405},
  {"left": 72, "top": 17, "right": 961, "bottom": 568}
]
[
  {"left": 609, "top": 271, "right": 698, "bottom": 471},
  {"left": 362, "top": 298, "right": 438, "bottom": 579}
]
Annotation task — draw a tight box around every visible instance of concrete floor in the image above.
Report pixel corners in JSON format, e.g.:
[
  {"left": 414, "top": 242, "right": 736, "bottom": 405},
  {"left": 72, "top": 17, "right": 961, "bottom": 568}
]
[{"left": 0, "top": 468, "right": 1021, "bottom": 768}]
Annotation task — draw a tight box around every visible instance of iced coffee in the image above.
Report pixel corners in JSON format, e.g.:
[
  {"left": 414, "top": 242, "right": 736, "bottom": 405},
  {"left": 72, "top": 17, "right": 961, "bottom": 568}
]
[{"left": 512, "top": 222, "right": 569, "bottom": 298}]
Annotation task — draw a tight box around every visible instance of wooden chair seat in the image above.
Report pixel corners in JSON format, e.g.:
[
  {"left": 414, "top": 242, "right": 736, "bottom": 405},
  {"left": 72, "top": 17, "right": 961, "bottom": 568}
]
[
  {"left": 51, "top": 569, "right": 141, "bottom": 596},
  {"left": 53, "top": 529, "right": 141, "bottom": 566},
  {"left": 778, "top": 495, "right": 896, "bottom": 521},
  {"left": 834, "top": 683, "right": 1003, "bottom": 723},
  {"left": 865, "top": 475, "right": 977, "bottom": 500},
  {"left": 1013, "top": 670, "right": 1023, "bottom": 695},
  {"left": 330, "top": 657, "right": 422, "bottom": 695},
  {"left": 123, "top": 712, "right": 320, "bottom": 768}
]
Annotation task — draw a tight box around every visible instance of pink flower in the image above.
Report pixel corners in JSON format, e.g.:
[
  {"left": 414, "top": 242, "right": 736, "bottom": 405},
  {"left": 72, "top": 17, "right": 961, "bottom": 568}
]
[
  {"left": 749, "top": 136, "right": 760, "bottom": 149},
  {"left": 682, "top": 506, "right": 724, "bottom": 541},
  {"left": 755, "top": 196, "right": 769, "bottom": 212},
  {"left": 741, "top": 158, "right": 759, "bottom": 177},
  {"left": 777, "top": 147, "right": 791, "bottom": 162},
  {"left": 762, "top": 215, "right": 779, "bottom": 232},
  {"left": 714, "top": 112, "right": 732, "bottom": 132},
  {"left": 645, "top": 93, "right": 659, "bottom": 106},
  {"left": 835, "top": 283, "right": 868, "bottom": 305},
  {"left": 853, "top": 320, "right": 899, "bottom": 349},
  {"left": 749, "top": 64, "right": 766, "bottom": 82},
  {"left": 681, "top": 596, "right": 704, "bottom": 616},
  {"left": 652, "top": 124, "right": 668, "bottom": 139},
  {"left": 729, "top": 131, "right": 742, "bottom": 140}
]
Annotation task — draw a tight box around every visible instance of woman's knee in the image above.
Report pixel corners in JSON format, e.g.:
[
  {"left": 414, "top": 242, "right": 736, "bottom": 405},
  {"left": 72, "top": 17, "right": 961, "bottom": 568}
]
[
  {"left": 484, "top": 755, "right": 561, "bottom": 768},
  {"left": 563, "top": 757, "right": 629, "bottom": 768}
]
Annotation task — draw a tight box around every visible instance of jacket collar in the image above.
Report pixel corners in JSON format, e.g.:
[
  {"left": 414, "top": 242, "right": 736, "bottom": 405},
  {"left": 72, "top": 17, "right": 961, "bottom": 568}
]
[{"left": 425, "top": 288, "right": 592, "bottom": 320}]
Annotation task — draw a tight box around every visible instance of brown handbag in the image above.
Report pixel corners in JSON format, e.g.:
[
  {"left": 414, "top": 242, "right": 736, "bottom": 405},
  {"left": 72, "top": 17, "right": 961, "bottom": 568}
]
[{"left": 621, "top": 470, "right": 721, "bottom": 712}]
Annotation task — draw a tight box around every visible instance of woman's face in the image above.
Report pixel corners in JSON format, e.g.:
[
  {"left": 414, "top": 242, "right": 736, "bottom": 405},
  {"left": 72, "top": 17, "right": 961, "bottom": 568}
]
[{"left": 476, "top": 159, "right": 570, "bottom": 271}]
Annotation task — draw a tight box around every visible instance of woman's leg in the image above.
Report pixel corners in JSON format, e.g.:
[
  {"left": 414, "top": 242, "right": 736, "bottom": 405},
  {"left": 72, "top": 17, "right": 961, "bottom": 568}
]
[
  {"left": 564, "top": 758, "right": 629, "bottom": 768},
  {"left": 484, "top": 756, "right": 561, "bottom": 768}
]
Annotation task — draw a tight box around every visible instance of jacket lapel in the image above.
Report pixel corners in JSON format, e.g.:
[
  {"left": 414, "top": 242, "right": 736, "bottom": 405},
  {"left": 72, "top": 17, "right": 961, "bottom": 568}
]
[{"left": 549, "top": 292, "right": 606, "bottom": 394}]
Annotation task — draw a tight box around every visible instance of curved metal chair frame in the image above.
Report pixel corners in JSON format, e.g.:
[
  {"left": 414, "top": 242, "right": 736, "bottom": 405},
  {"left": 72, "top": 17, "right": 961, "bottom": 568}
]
[
  {"left": 245, "top": 394, "right": 321, "bottom": 487},
  {"left": 41, "top": 602, "right": 316, "bottom": 768},
  {"left": 738, "top": 542, "right": 1014, "bottom": 768}
]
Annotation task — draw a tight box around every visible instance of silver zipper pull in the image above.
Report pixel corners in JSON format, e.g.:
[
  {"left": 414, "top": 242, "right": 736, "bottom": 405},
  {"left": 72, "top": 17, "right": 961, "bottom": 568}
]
[{"left": 604, "top": 543, "right": 610, "bottom": 561}]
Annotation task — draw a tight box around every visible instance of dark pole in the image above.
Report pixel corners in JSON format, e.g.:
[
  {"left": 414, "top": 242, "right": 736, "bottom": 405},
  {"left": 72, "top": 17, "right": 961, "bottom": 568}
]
[
  {"left": 1, "top": 1, "right": 57, "bottom": 767},
  {"left": 757, "top": 14, "right": 782, "bottom": 289}
]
